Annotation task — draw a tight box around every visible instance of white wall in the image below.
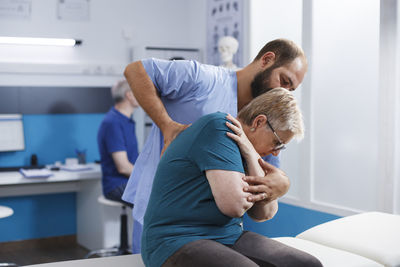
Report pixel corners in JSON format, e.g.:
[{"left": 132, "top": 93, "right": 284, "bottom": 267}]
[
  {"left": 3, "top": 0, "right": 399, "bottom": 216},
  {"left": 395, "top": 1, "right": 400, "bottom": 214},
  {"left": 249, "top": 0, "right": 400, "bottom": 216},
  {"left": 128, "top": 1, "right": 206, "bottom": 51},
  {"left": 248, "top": 0, "right": 305, "bottom": 199},
  {"left": 311, "top": 0, "right": 380, "bottom": 212},
  {"left": 0, "top": 0, "right": 207, "bottom": 152},
  {"left": 0, "top": 0, "right": 206, "bottom": 87},
  {"left": 247, "top": 0, "right": 303, "bottom": 63}
]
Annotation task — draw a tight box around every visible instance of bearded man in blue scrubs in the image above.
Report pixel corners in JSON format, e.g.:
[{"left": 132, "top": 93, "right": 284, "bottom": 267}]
[{"left": 122, "top": 38, "right": 308, "bottom": 253}]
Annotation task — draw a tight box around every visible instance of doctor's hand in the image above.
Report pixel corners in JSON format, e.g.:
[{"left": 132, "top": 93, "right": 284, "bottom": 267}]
[
  {"left": 161, "top": 121, "right": 191, "bottom": 156},
  {"left": 244, "top": 158, "right": 290, "bottom": 203}
]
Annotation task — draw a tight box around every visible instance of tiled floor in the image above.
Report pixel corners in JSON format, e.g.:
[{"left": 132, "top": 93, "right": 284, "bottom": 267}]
[{"left": 0, "top": 235, "right": 89, "bottom": 266}]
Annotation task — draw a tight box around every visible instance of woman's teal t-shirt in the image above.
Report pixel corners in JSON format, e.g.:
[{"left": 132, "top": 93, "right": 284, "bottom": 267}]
[{"left": 142, "top": 112, "right": 245, "bottom": 267}]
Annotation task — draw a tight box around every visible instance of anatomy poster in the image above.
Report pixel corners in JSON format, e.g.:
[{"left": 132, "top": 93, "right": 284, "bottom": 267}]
[{"left": 206, "top": 0, "right": 243, "bottom": 67}]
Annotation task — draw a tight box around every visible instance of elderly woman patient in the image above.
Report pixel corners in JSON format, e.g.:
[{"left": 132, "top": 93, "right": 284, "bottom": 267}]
[{"left": 141, "top": 88, "right": 322, "bottom": 267}]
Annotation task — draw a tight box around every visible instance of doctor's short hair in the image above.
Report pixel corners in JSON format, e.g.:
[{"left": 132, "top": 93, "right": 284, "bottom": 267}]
[
  {"left": 254, "top": 38, "right": 306, "bottom": 68},
  {"left": 111, "top": 79, "right": 131, "bottom": 104},
  {"left": 238, "top": 87, "right": 304, "bottom": 140}
]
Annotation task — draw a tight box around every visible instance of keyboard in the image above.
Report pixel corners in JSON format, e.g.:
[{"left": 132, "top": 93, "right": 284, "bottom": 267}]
[{"left": 0, "top": 165, "right": 45, "bottom": 172}]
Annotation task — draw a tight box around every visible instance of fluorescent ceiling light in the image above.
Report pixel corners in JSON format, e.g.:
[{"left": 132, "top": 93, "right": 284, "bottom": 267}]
[{"left": 0, "top": 36, "right": 82, "bottom": 46}]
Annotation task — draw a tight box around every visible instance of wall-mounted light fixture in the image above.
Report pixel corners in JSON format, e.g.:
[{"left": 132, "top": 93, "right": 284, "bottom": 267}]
[{"left": 0, "top": 37, "right": 82, "bottom": 47}]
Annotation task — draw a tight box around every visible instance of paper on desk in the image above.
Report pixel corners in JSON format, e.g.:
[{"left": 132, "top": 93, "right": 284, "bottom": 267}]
[
  {"left": 60, "top": 164, "right": 92, "bottom": 172},
  {"left": 20, "top": 168, "right": 53, "bottom": 178}
]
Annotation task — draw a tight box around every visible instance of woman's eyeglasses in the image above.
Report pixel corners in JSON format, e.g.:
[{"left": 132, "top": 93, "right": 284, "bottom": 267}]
[{"left": 266, "top": 120, "right": 286, "bottom": 152}]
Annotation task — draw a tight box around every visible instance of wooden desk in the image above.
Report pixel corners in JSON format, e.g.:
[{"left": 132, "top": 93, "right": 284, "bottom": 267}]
[{"left": 0, "top": 164, "right": 107, "bottom": 250}]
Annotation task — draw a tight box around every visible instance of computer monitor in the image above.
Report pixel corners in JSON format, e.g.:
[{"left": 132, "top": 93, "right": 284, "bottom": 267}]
[{"left": 0, "top": 114, "right": 25, "bottom": 152}]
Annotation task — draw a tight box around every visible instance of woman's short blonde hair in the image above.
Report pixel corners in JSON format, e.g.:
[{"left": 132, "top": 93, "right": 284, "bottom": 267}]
[{"left": 238, "top": 87, "right": 304, "bottom": 140}]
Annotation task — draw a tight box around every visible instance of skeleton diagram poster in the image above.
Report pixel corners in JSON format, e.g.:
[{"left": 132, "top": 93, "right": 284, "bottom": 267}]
[{"left": 206, "top": 0, "right": 244, "bottom": 67}]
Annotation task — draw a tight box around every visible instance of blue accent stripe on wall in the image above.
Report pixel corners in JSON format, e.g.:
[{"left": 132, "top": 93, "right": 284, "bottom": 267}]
[
  {"left": 244, "top": 202, "right": 341, "bottom": 237},
  {"left": 0, "top": 193, "right": 76, "bottom": 242},
  {"left": 0, "top": 113, "right": 105, "bottom": 167},
  {"left": 0, "top": 197, "right": 341, "bottom": 242}
]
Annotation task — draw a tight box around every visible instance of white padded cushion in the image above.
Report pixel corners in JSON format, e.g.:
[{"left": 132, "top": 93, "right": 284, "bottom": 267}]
[
  {"left": 297, "top": 212, "right": 400, "bottom": 267},
  {"left": 273, "top": 237, "right": 383, "bottom": 267}
]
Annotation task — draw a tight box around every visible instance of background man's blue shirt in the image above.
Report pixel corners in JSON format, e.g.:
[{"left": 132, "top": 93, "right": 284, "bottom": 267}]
[
  {"left": 142, "top": 112, "right": 244, "bottom": 267},
  {"left": 97, "top": 107, "right": 139, "bottom": 195}
]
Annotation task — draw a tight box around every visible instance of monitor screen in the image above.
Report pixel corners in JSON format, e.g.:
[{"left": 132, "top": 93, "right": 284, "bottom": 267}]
[{"left": 0, "top": 114, "right": 25, "bottom": 152}]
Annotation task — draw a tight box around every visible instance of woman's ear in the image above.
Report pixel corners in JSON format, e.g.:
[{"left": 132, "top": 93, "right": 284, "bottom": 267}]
[{"left": 252, "top": 114, "right": 268, "bottom": 129}]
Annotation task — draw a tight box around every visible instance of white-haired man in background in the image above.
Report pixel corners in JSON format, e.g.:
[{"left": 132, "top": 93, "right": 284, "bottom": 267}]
[{"left": 97, "top": 79, "right": 140, "bottom": 206}]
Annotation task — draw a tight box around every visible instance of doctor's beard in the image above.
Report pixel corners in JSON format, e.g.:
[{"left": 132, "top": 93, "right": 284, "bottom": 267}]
[{"left": 250, "top": 66, "right": 275, "bottom": 98}]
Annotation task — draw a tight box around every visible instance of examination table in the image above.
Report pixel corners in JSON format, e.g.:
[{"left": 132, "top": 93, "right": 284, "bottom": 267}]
[{"left": 26, "top": 212, "right": 400, "bottom": 267}]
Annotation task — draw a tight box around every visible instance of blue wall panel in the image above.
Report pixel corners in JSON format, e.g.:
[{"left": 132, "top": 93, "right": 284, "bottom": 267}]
[
  {"left": 0, "top": 193, "right": 76, "bottom": 242},
  {"left": 244, "top": 202, "right": 341, "bottom": 237},
  {"left": 0, "top": 113, "right": 104, "bottom": 167},
  {"left": 0, "top": 197, "right": 341, "bottom": 242},
  {"left": 0, "top": 113, "right": 105, "bottom": 242}
]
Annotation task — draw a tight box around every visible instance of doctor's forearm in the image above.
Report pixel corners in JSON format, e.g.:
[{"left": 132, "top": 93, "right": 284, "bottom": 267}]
[
  {"left": 124, "top": 61, "right": 173, "bottom": 133},
  {"left": 243, "top": 151, "right": 264, "bottom": 177},
  {"left": 247, "top": 199, "right": 278, "bottom": 222}
]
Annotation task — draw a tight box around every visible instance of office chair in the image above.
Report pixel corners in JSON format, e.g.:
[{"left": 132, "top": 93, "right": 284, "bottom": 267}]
[{"left": 85, "top": 196, "right": 131, "bottom": 258}]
